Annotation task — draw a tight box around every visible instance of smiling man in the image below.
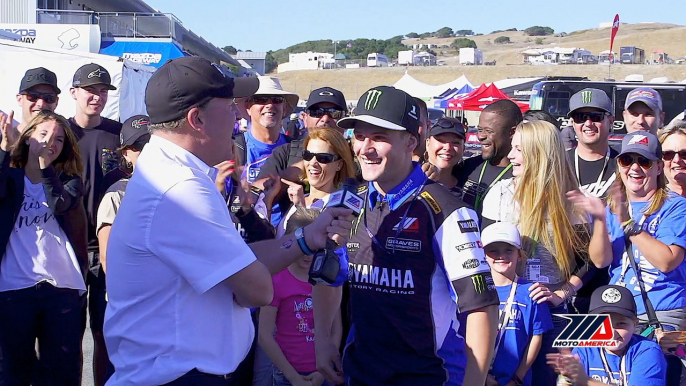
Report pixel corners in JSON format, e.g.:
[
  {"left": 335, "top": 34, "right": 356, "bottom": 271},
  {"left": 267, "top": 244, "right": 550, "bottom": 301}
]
[
  {"left": 623, "top": 87, "right": 665, "bottom": 135},
  {"left": 68, "top": 62, "right": 121, "bottom": 386},
  {"left": 458, "top": 100, "right": 522, "bottom": 217},
  {"left": 15, "top": 67, "right": 61, "bottom": 133}
]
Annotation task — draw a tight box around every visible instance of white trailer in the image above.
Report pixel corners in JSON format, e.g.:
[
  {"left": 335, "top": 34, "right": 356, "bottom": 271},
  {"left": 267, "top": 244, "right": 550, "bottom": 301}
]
[
  {"left": 398, "top": 50, "right": 416, "bottom": 66},
  {"left": 459, "top": 48, "right": 483, "bottom": 65}
]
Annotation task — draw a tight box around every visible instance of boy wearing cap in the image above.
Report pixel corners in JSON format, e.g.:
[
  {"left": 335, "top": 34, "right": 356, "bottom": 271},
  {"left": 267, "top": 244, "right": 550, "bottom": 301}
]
[
  {"left": 623, "top": 87, "right": 665, "bottom": 135},
  {"left": 68, "top": 62, "right": 122, "bottom": 386},
  {"left": 482, "top": 222, "right": 553, "bottom": 386},
  {"left": 313, "top": 86, "right": 499, "bottom": 386},
  {"left": 548, "top": 285, "right": 667, "bottom": 385},
  {"left": 16, "top": 67, "right": 61, "bottom": 133}
]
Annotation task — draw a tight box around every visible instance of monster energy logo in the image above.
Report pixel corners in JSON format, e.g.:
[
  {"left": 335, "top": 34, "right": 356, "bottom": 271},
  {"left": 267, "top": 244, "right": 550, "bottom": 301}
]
[
  {"left": 471, "top": 274, "right": 487, "bottom": 294},
  {"left": 580, "top": 90, "right": 593, "bottom": 104},
  {"left": 364, "top": 89, "right": 383, "bottom": 110}
]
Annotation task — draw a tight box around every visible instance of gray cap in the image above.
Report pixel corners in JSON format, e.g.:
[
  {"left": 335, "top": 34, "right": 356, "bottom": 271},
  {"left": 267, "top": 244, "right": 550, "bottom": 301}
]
[
  {"left": 625, "top": 87, "right": 662, "bottom": 113},
  {"left": 619, "top": 131, "right": 662, "bottom": 161},
  {"left": 567, "top": 88, "right": 613, "bottom": 116}
]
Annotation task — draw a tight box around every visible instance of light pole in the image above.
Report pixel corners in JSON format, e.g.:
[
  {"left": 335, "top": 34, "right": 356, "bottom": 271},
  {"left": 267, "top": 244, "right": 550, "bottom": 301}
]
[{"left": 332, "top": 40, "right": 338, "bottom": 69}]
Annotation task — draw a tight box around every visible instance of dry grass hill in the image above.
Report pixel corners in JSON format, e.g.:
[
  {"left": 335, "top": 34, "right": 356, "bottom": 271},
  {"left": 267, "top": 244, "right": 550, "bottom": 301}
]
[{"left": 274, "top": 23, "right": 686, "bottom": 100}]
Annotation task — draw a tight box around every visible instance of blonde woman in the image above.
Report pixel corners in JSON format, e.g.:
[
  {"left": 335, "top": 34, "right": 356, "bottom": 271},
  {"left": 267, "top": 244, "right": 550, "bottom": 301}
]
[
  {"left": 658, "top": 122, "right": 686, "bottom": 197},
  {"left": 481, "top": 120, "right": 609, "bottom": 386}
]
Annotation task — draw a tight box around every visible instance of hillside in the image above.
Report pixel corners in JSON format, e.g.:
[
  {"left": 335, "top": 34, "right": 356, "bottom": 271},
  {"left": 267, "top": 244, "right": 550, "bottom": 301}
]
[{"left": 272, "top": 23, "right": 686, "bottom": 100}]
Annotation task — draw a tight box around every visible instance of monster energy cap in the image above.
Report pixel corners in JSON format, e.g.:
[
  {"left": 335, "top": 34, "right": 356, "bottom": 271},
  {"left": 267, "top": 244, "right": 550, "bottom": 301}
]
[
  {"left": 567, "top": 88, "right": 613, "bottom": 116},
  {"left": 338, "top": 86, "right": 420, "bottom": 137}
]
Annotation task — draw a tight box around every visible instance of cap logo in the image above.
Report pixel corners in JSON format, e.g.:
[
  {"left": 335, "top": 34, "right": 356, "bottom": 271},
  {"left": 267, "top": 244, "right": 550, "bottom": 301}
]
[
  {"left": 581, "top": 90, "right": 593, "bottom": 104},
  {"left": 319, "top": 91, "right": 334, "bottom": 96},
  {"left": 88, "top": 68, "right": 106, "bottom": 79},
  {"left": 25, "top": 73, "right": 48, "bottom": 82},
  {"left": 364, "top": 89, "right": 383, "bottom": 110},
  {"left": 630, "top": 90, "right": 656, "bottom": 100},
  {"left": 601, "top": 288, "right": 622, "bottom": 303},
  {"left": 408, "top": 104, "right": 418, "bottom": 120},
  {"left": 131, "top": 118, "right": 149, "bottom": 129},
  {"left": 628, "top": 134, "right": 649, "bottom": 146}
]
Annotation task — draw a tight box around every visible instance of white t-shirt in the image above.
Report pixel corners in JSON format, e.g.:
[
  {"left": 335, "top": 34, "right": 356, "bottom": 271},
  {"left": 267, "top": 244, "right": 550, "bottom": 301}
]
[
  {"left": 104, "top": 136, "right": 257, "bottom": 385},
  {"left": 275, "top": 194, "right": 329, "bottom": 239},
  {"left": 0, "top": 177, "right": 85, "bottom": 293}
]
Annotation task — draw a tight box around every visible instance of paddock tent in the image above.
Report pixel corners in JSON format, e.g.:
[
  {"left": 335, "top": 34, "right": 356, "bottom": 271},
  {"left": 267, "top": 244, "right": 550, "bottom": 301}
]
[
  {"left": 0, "top": 39, "right": 155, "bottom": 123},
  {"left": 393, "top": 72, "right": 474, "bottom": 100},
  {"left": 447, "top": 83, "right": 530, "bottom": 112}
]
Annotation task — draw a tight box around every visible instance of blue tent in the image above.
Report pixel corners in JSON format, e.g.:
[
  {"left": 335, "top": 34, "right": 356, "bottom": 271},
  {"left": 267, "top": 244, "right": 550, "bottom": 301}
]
[
  {"left": 100, "top": 40, "right": 187, "bottom": 69},
  {"left": 433, "top": 84, "right": 474, "bottom": 108}
]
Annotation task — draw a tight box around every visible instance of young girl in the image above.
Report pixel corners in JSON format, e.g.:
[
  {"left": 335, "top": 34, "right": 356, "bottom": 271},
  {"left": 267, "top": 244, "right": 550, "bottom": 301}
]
[
  {"left": 482, "top": 222, "right": 553, "bottom": 386},
  {"left": 259, "top": 208, "right": 341, "bottom": 386}
]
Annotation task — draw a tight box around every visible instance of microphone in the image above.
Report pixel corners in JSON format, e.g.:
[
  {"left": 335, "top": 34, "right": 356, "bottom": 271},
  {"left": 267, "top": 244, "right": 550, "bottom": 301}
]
[{"left": 308, "top": 178, "right": 363, "bottom": 286}]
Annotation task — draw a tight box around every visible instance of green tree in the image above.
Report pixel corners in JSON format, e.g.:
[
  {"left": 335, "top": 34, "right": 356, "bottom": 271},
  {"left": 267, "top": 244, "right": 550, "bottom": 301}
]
[
  {"left": 494, "top": 36, "right": 511, "bottom": 44},
  {"left": 406, "top": 32, "right": 419, "bottom": 38},
  {"left": 222, "top": 45, "right": 238, "bottom": 54},
  {"left": 455, "top": 29, "right": 474, "bottom": 36},
  {"left": 265, "top": 51, "right": 278, "bottom": 73},
  {"left": 450, "top": 38, "right": 477, "bottom": 50},
  {"left": 524, "top": 26, "right": 554, "bottom": 36},
  {"left": 435, "top": 27, "right": 454, "bottom": 38},
  {"left": 535, "top": 37, "right": 545, "bottom": 45}
]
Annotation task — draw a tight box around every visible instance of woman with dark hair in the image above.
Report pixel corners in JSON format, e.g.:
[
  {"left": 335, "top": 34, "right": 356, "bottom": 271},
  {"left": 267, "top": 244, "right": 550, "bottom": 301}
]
[
  {"left": 0, "top": 110, "right": 88, "bottom": 386},
  {"left": 422, "top": 117, "right": 466, "bottom": 196}
]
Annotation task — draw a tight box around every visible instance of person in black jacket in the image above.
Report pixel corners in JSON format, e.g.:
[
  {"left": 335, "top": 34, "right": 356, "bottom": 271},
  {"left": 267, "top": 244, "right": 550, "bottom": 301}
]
[{"left": 0, "top": 110, "right": 88, "bottom": 386}]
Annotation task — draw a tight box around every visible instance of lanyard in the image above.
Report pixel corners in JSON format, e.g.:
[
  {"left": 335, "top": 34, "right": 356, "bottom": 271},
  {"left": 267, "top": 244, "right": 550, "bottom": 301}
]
[
  {"left": 474, "top": 163, "right": 512, "bottom": 210},
  {"left": 599, "top": 349, "right": 628, "bottom": 385},
  {"left": 617, "top": 205, "right": 648, "bottom": 285},
  {"left": 574, "top": 149, "right": 611, "bottom": 191},
  {"left": 492, "top": 276, "right": 518, "bottom": 364}
]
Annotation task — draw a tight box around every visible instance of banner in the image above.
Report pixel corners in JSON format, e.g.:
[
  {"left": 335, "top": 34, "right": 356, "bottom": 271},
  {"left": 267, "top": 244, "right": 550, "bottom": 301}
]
[
  {"left": 100, "top": 40, "right": 186, "bottom": 68},
  {"left": 0, "top": 24, "right": 101, "bottom": 53},
  {"left": 609, "top": 14, "right": 620, "bottom": 62}
]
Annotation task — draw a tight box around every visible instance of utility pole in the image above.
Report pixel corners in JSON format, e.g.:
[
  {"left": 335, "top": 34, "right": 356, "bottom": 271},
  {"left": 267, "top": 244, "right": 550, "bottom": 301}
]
[{"left": 333, "top": 40, "right": 337, "bottom": 69}]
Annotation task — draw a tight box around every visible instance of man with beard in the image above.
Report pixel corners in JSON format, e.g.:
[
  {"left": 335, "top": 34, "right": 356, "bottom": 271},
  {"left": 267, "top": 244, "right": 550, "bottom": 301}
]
[{"left": 458, "top": 100, "right": 522, "bottom": 217}]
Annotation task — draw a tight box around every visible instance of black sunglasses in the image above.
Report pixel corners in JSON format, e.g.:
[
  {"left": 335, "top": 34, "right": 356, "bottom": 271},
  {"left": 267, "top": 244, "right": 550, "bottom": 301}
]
[
  {"left": 662, "top": 150, "right": 686, "bottom": 161},
  {"left": 618, "top": 153, "right": 653, "bottom": 169},
  {"left": 23, "top": 91, "right": 57, "bottom": 104},
  {"left": 307, "top": 107, "right": 345, "bottom": 120},
  {"left": 302, "top": 150, "right": 339, "bottom": 164},
  {"left": 248, "top": 96, "right": 285, "bottom": 105},
  {"left": 431, "top": 118, "right": 464, "bottom": 130},
  {"left": 570, "top": 111, "right": 607, "bottom": 124}
]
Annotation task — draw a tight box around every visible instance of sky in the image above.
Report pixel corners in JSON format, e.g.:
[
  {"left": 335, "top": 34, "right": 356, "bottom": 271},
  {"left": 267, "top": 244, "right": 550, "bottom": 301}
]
[{"left": 144, "top": 0, "right": 684, "bottom": 53}]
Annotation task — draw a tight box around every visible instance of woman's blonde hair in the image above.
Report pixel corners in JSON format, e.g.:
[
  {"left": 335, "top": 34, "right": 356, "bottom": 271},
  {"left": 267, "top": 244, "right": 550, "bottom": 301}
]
[
  {"left": 302, "top": 127, "right": 355, "bottom": 188},
  {"left": 10, "top": 110, "right": 83, "bottom": 176},
  {"left": 513, "top": 120, "right": 587, "bottom": 280}
]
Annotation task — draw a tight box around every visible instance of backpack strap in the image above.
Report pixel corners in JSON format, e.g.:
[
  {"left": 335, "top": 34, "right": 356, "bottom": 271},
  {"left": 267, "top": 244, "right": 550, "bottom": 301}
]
[{"left": 233, "top": 132, "right": 247, "bottom": 166}]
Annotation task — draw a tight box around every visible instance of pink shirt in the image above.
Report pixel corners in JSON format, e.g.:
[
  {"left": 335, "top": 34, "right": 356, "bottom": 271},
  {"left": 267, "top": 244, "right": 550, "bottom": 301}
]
[{"left": 270, "top": 268, "right": 316, "bottom": 373}]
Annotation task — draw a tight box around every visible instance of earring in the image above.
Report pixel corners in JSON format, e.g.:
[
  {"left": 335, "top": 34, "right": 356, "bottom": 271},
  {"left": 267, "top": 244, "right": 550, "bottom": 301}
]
[
  {"left": 423, "top": 151, "right": 429, "bottom": 162},
  {"left": 126, "top": 161, "right": 132, "bottom": 169}
]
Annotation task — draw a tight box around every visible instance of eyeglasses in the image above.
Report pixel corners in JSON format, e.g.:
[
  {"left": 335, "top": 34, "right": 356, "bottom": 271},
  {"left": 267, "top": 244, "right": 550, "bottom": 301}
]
[
  {"left": 306, "top": 107, "right": 345, "bottom": 120},
  {"left": 662, "top": 150, "right": 686, "bottom": 161},
  {"left": 302, "top": 150, "right": 340, "bottom": 164},
  {"left": 618, "top": 153, "right": 653, "bottom": 169},
  {"left": 570, "top": 111, "right": 607, "bottom": 124},
  {"left": 23, "top": 91, "right": 57, "bottom": 104},
  {"left": 247, "top": 96, "right": 285, "bottom": 105}
]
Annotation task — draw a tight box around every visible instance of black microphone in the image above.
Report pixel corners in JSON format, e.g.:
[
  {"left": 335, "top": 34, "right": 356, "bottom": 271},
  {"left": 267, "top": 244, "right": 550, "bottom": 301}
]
[{"left": 308, "top": 178, "right": 363, "bottom": 285}]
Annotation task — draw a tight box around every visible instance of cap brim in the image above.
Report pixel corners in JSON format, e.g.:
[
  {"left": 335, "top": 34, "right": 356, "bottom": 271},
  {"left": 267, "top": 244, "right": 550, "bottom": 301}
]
[
  {"left": 567, "top": 107, "right": 611, "bottom": 117},
  {"left": 482, "top": 237, "right": 521, "bottom": 249},
  {"left": 618, "top": 148, "right": 660, "bottom": 161},
  {"left": 337, "top": 115, "right": 407, "bottom": 132},
  {"left": 625, "top": 99, "right": 660, "bottom": 113},
  {"left": 429, "top": 127, "right": 466, "bottom": 139},
  {"left": 21, "top": 83, "right": 62, "bottom": 95},
  {"left": 588, "top": 306, "right": 636, "bottom": 321},
  {"left": 229, "top": 77, "right": 260, "bottom": 98}
]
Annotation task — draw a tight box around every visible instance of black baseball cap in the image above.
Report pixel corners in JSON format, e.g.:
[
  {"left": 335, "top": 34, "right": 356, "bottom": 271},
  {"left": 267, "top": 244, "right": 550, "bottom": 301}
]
[
  {"left": 120, "top": 115, "right": 151, "bottom": 147},
  {"left": 72, "top": 63, "right": 117, "bottom": 90},
  {"left": 19, "top": 67, "right": 61, "bottom": 94},
  {"left": 589, "top": 285, "right": 637, "bottom": 320},
  {"left": 306, "top": 87, "right": 347, "bottom": 111},
  {"left": 145, "top": 57, "right": 259, "bottom": 124},
  {"left": 338, "top": 86, "right": 420, "bottom": 137},
  {"left": 428, "top": 117, "right": 465, "bottom": 139}
]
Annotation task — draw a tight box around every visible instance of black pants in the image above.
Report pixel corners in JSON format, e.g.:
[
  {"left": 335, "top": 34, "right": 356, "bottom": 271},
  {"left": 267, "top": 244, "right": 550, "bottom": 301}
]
[
  {"left": 0, "top": 283, "right": 85, "bottom": 386},
  {"left": 162, "top": 369, "right": 232, "bottom": 386}
]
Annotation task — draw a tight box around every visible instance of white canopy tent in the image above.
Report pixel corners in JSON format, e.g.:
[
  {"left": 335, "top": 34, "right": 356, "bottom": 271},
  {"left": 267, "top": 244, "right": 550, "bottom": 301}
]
[{"left": 393, "top": 72, "right": 474, "bottom": 100}]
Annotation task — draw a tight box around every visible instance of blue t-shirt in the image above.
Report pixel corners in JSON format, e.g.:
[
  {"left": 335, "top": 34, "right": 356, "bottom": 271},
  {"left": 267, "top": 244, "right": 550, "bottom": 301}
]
[
  {"left": 492, "top": 279, "right": 553, "bottom": 386},
  {"left": 573, "top": 335, "right": 666, "bottom": 386},
  {"left": 606, "top": 194, "right": 686, "bottom": 314},
  {"left": 244, "top": 130, "right": 288, "bottom": 183}
]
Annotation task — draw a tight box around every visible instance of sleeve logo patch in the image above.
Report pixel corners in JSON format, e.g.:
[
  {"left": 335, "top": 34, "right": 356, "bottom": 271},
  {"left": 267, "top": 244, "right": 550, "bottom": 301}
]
[
  {"left": 457, "top": 219, "right": 479, "bottom": 233},
  {"left": 420, "top": 191, "right": 441, "bottom": 214}
]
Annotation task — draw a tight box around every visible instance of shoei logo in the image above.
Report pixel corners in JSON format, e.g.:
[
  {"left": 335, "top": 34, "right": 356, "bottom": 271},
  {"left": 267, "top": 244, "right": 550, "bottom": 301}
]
[
  {"left": 364, "top": 89, "right": 383, "bottom": 110},
  {"left": 580, "top": 90, "right": 593, "bottom": 104},
  {"left": 553, "top": 315, "right": 619, "bottom": 348},
  {"left": 88, "top": 68, "right": 106, "bottom": 79}
]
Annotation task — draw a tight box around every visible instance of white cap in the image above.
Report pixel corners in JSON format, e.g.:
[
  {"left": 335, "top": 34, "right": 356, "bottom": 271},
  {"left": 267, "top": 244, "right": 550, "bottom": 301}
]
[{"left": 481, "top": 222, "right": 521, "bottom": 249}]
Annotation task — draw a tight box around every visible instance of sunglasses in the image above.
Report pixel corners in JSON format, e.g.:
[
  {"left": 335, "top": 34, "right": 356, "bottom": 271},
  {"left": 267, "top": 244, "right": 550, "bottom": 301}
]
[
  {"left": 432, "top": 118, "right": 464, "bottom": 130},
  {"left": 307, "top": 107, "right": 345, "bottom": 120},
  {"left": 662, "top": 150, "right": 686, "bottom": 161},
  {"left": 248, "top": 96, "right": 285, "bottom": 105},
  {"left": 618, "top": 153, "right": 653, "bottom": 169},
  {"left": 570, "top": 111, "right": 607, "bottom": 124},
  {"left": 302, "top": 150, "right": 339, "bottom": 164},
  {"left": 23, "top": 91, "right": 57, "bottom": 104}
]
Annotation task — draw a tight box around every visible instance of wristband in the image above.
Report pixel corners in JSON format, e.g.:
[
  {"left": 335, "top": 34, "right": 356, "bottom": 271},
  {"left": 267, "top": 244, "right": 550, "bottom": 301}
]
[
  {"left": 623, "top": 219, "right": 642, "bottom": 237},
  {"left": 511, "top": 374, "right": 524, "bottom": 386},
  {"left": 295, "top": 227, "right": 315, "bottom": 256}
]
